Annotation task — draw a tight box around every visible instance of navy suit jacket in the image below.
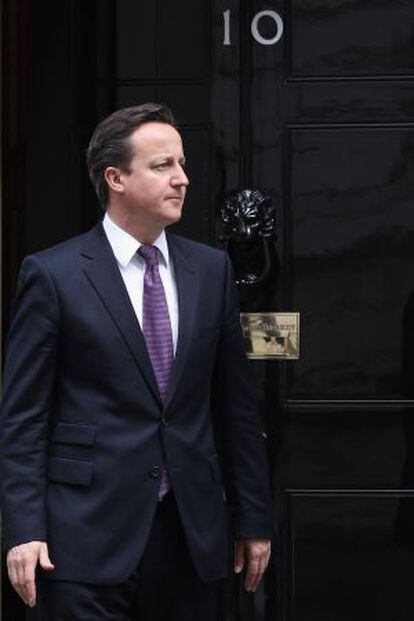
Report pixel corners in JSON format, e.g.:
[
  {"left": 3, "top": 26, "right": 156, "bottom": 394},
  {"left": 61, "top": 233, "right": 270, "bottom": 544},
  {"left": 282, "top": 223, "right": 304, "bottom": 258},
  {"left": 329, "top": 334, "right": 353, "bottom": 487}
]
[{"left": 0, "top": 223, "right": 272, "bottom": 584}]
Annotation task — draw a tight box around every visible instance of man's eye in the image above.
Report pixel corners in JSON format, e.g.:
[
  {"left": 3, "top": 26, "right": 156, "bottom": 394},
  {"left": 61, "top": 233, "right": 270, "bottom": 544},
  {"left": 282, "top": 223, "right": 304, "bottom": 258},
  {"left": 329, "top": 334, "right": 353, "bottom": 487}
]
[{"left": 155, "top": 163, "right": 168, "bottom": 170}]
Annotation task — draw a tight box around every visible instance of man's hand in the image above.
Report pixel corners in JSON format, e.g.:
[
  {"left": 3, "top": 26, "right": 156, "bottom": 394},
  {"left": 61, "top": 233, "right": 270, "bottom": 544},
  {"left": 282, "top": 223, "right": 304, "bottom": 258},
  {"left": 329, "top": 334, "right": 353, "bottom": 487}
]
[
  {"left": 7, "top": 541, "right": 55, "bottom": 607},
  {"left": 234, "top": 538, "right": 271, "bottom": 592}
]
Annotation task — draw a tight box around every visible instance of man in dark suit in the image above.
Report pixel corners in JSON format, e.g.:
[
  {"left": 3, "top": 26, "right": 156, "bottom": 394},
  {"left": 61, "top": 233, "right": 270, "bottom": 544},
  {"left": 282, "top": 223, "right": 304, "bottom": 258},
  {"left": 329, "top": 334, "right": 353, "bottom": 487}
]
[{"left": 1, "top": 103, "right": 272, "bottom": 620}]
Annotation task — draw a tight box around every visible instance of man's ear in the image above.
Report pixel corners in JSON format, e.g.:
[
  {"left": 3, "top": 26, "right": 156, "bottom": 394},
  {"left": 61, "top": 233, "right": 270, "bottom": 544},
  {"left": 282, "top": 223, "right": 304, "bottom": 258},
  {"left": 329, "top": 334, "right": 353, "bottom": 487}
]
[{"left": 104, "top": 167, "right": 126, "bottom": 194}]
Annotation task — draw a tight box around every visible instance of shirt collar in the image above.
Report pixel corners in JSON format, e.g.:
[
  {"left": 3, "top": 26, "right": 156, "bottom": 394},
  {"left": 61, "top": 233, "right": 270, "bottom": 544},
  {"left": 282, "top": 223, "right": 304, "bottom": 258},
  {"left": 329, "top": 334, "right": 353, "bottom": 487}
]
[{"left": 103, "top": 213, "right": 170, "bottom": 268}]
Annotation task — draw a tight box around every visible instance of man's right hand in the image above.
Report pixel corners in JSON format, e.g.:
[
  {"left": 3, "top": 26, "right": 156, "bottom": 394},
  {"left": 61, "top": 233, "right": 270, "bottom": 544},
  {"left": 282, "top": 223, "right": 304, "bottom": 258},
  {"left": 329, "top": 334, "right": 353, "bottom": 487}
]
[{"left": 7, "top": 541, "right": 55, "bottom": 607}]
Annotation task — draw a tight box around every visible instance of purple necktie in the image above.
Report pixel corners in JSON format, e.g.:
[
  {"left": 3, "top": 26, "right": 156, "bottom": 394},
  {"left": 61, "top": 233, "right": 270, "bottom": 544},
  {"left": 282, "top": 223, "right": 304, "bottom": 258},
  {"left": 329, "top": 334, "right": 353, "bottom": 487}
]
[{"left": 138, "top": 245, "right": 173, "bottom": 499}]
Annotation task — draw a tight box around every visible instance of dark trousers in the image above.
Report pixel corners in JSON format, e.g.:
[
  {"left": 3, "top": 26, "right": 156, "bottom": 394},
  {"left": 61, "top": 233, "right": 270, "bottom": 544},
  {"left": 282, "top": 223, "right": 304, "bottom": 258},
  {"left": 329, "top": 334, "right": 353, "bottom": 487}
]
[{"left": 35, "top": 494, "right": 220, "bottom": 620}]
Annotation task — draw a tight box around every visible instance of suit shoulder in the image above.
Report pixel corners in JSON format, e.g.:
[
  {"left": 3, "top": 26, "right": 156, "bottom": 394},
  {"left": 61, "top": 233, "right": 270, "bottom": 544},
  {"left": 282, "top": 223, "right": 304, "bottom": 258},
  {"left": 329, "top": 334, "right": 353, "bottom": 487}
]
[
  {"left": 17, "top": 227, "right": 100, "bottom": 290},
  {"left": 168, "top": 233, "right": 228, "bottom": 264},
  {"left": 32, "top": 233, "right": 86, "bottom": 262},
  {"left": 22, "top": 226, "right": 99, "bottom": 274}
]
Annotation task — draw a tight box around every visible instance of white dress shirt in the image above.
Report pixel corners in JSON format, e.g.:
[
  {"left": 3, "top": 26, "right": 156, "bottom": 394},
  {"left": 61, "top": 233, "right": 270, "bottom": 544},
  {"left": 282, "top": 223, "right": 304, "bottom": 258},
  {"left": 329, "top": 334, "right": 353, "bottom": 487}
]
[{"left": 102, "top": 213, "right": 179, "bottom": 354}]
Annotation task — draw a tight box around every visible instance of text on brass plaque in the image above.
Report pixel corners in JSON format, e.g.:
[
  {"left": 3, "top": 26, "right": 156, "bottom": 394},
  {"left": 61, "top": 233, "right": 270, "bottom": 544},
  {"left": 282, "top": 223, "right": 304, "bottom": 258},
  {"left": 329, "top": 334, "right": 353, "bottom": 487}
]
[{"left": 240, "top": 312, "right": 300, "bottom": 360}]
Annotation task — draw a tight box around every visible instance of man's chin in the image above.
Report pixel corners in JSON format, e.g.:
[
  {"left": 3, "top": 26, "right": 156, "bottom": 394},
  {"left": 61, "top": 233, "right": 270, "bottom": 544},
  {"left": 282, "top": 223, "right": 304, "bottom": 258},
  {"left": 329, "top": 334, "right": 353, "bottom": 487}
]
[{"left": 163, "top": 207, "right": 183, "bottom": 226}]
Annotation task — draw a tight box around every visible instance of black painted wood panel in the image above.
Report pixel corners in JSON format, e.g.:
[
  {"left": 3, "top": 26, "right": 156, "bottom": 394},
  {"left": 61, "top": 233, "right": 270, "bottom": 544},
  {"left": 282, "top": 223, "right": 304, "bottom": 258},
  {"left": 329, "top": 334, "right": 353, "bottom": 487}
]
[
  {"left": 289, "top": 493, "right": 414, "bottom": 620},
  {"left": 274, "top": 410, "right": 407, "bottom": 489},
  {"left": 289, "top": 0, "right": 414, "bottom": 79},
  {"left": 113, "top": 0, "right": 209, "bottom": 81},
  {"left": 287, "top": 126, "right": 414, "bottom": 398}
]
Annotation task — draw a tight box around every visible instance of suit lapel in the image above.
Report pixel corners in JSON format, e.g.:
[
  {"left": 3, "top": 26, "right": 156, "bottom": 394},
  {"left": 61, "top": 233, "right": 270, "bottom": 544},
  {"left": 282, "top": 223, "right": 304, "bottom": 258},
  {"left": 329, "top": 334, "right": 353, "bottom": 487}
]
[
  {"left": 164, "top": 233, "right": 198, "bottom": 410},
  {"left": 80, "top": 223, "right": 162, "bottom": 406}
]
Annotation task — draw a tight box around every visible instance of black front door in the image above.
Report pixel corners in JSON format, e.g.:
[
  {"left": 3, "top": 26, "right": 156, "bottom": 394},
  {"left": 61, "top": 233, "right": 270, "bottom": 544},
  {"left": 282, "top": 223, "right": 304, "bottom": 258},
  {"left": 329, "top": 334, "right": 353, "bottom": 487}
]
[{"left": 3, "top": 2, "right": 414, "bottom": 620}]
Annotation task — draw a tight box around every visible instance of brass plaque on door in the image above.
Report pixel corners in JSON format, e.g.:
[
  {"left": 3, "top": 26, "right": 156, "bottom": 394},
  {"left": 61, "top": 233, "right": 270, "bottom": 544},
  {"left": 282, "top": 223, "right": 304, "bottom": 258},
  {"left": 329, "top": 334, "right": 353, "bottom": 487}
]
[{"left": 240, "top": 313, "right": 300, "bottom": 360}]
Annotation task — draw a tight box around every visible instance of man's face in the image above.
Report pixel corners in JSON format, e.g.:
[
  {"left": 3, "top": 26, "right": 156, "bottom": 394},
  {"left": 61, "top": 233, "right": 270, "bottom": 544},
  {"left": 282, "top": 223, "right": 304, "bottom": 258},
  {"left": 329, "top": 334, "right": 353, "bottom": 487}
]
[{"left": 120, "top": 121, "right": 189, "bottom": 228}]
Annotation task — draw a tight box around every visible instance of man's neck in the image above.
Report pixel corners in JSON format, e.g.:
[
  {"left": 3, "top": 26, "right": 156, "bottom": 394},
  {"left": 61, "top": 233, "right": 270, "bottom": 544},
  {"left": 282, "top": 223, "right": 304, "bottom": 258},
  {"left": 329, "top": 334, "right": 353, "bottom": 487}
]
[{"left": 106, "top": 208, "right": 164, "bottom": 245}]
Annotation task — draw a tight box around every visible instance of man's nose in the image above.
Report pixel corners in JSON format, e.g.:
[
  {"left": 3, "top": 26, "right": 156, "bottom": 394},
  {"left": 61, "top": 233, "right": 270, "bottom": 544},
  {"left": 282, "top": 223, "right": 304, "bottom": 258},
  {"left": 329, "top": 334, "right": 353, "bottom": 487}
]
[{"left": 172, "top": 166, "right": 189, "bottom": 186}]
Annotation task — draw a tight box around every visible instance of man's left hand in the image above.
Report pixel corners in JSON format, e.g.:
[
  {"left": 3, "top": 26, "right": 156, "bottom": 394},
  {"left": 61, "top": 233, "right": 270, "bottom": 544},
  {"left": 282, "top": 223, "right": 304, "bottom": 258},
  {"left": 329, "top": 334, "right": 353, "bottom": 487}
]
[{"left": 234, "top": 538, "right": 271, "bottom": 592}]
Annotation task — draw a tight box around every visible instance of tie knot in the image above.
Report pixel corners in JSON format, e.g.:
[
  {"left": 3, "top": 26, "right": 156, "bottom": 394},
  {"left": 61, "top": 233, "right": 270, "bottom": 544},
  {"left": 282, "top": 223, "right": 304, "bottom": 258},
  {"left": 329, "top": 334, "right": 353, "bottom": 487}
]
[{"left": 138, "top": 245, "right": 159, "bottom": 267}]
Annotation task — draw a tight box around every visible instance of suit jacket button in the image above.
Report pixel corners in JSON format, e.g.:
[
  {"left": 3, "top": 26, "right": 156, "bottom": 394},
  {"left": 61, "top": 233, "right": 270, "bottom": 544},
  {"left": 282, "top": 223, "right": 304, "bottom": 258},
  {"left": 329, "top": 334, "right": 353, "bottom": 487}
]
[{"left": 150, "top": 465, "right": 161, "bottom": 478}]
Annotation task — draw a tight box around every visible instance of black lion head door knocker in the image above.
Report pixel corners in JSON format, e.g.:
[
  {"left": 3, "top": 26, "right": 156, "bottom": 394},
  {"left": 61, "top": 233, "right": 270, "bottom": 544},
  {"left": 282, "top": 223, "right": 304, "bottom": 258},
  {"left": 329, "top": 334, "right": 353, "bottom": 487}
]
[{"left": 220, "top": 189, "right": 277, "bottom": 287}]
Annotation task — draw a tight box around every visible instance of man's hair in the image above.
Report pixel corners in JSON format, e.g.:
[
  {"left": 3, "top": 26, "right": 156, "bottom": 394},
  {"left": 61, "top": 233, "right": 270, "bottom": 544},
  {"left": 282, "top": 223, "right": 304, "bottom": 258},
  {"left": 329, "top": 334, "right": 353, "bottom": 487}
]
[{"left": 86, "top": 103, "right": 177, "bottom": 208}]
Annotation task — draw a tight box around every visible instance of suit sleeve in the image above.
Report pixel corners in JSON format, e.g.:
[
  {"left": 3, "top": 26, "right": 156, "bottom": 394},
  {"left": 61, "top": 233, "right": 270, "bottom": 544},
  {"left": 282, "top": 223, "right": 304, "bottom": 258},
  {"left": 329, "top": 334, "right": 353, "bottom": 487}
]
[
  {"left": 213, "top": 253, "right": 273, "bottom": 540},
  {"left": 0, "top": 255, "right": 59, "bottom": 550}
]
